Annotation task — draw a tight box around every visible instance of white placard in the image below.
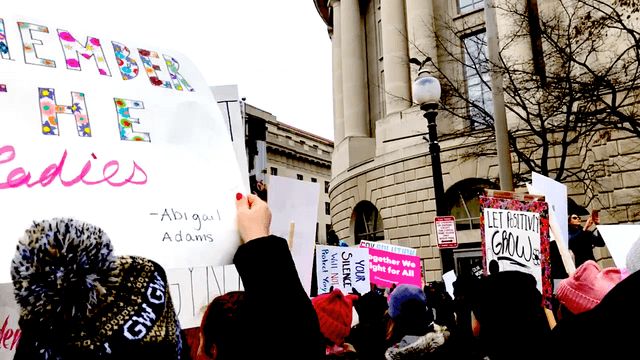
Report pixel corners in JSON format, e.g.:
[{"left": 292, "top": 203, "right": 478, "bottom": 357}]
[
  {"left": 316, "top": 245, "right": 370, "bottom": 295},
  {"left": 597, "top": 225, "right": 640, "bottom": 268},
  {"left": 359, "top": 240, "right": 417, "bottom": 256},
  {"left": 0, "top": 14, "right": 245, "bottom": 282},
  {"left": 210, "top": 85, "right": 249, "bottom": 193},
  {"left": 268, "top": 176, "right": 320, "bottom": 296},
  {"left": 532, "top": 173, "right": 568, "bottom": 246},
  {"left": 442, "top": 270, "right": 457, "bottom": 300},
  {"left": 0, "top": 284, "right": 21, "bottom": 359},
  {"left": 484, "top": 208, "right": 543, "bottom": 293},
  {"left": 166, "top": 265, "right": 243, "bottom": 330}
]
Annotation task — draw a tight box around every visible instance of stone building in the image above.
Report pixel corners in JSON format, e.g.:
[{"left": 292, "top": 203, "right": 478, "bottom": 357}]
[
  {"left": 313, "top": 0, "right": 640, "bottom": 282},
  {"left": 246, "top": 104, "right": 335, "bottom": 244}
]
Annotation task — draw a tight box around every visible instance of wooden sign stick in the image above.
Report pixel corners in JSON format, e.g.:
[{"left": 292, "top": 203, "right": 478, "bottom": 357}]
[{"left": 288, "top": 221, "right": 295, "bottom": 250}]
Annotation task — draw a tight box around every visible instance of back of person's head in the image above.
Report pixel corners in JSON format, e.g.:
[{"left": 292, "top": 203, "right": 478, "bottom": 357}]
[
  {"left": 353, "top": 290, "right": 387, "bottom": 325},
  {"left": 626, "top": 236, "right": 640, "bottom": 274},
  {"left": 198, "top": 291, "right": 247, "bottom": 360},
  {"left": 327, "top": 230, "right": 340, "bottom": 246},
  {"left": 388, "top": 285, "right": 432, "bottom": 339},
  {"left": 312, "top": 289, "right": 358, "bottom": 346},
  {"left": 556, "top": 260, "right": 624, "bottom": 316},
  {"left": 11, "top": 218, "right": 183, "bottom": 359}
]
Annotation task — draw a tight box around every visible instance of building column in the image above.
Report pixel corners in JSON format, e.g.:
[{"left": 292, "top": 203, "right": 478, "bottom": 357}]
[
  {"left": 341, "top": 0, "right": 369, "bottom": 138},
  {"left": 406, "top": 0, "right": 439, "bottom": 83},
  {"left": 330, "top": 0, "right": 345, "bottom": 144},
  {"left": 381, "top": 0, "right": 411, "bottom": 113}
]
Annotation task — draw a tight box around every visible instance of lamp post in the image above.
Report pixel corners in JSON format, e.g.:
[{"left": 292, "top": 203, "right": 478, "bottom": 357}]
[{"left": 413, "top": 70, "right": 455, "bottom": 273}]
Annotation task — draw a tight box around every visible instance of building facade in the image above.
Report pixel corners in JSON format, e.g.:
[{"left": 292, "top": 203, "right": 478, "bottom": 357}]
[
  {"left": 245, "top": 104, "right": 335, "bottom": 244},
  {"left": 314, "top": 0, "right": 640, "bottom": 282}
]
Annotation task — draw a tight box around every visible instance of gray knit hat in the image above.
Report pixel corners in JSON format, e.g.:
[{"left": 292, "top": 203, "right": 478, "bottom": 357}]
[{"left": 626, "top": 236, "right": 640, "bottom": 274}]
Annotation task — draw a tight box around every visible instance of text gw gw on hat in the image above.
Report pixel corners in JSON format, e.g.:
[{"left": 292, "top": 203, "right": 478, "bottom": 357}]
[{"left": 10, "top": 218, "right": 184, "bottom": 359}]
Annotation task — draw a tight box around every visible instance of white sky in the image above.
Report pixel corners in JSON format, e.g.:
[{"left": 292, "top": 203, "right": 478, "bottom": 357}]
[{"left": 4, "top": 0, "right": 336, "bottom": 141}]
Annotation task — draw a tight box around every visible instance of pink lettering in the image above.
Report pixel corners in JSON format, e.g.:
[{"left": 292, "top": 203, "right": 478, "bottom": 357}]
[
  {"left": 0, "top": 146, "right": 147, "bottom": 189},
  {"left": 0, "top": 316, "right": 20, "bottom": 350}
]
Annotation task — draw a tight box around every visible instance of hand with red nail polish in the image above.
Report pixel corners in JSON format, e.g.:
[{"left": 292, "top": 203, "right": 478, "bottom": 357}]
[{"left": 235, "top": 193, "right": 271, "bottom": 243}]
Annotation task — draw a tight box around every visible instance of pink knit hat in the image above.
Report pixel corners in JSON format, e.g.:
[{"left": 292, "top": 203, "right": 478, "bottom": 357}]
[
  {"left": 556, "top": 260, "right": 624, "bottom": 315},
  {"left": 312, "top": 289, "right": 358, "bottom": 345}
]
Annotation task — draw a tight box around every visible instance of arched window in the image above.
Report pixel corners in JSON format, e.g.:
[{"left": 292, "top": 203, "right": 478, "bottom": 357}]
[
  {"left": 446, "top": 178, "right": 499, "bottom": 231},
  {"left": 351, "top": 201, "right": 384, "bottom": 245}
]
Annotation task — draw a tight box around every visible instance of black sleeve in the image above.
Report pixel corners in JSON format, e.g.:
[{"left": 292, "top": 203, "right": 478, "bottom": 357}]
[
  {"left": 233, "top": 236, "right": 325, "bottom": 359},
  {"left": 590, "top": 230, "right": 605, "bottom": 247}
]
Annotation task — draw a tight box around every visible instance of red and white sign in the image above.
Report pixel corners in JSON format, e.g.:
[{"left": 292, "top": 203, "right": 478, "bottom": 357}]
[{"left": 435, "top": 216, "right": 458, "bottom": 249}]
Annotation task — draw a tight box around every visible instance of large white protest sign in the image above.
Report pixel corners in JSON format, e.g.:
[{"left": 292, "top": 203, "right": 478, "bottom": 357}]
[
  {"left": 0, "top": 284, "right": 21, "bottom": 359},
  {"left": 316, "top": 245, "right": 370, "bottom": 295},
  {"left": 269, "top": 176, "right": 320, "bottom": 295},
  {"left": 166, "top": 265, "right": 243, "bottom": 329},
  {"left": 0, "top": 14, "right": 245, "bottom": 282},
  {"left": 598, "top": 225, "right": 640, "bottom": 268}
]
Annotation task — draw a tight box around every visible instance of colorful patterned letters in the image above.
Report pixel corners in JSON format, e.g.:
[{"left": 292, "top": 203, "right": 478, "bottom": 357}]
[
  {"left": 18, "top": 22, "right": 55, "bottom": 67},
  {"left": 114, "top": 98, "right": 150, "bottom": 142},
  {"left": 39, "top": 88, "right": 92, "bottom": 137},
  {"left": 58, "top": 30, "right": 111, "bottom": 76},
  {"left": 0, "top": 19, "right": 12, "bottom": 60},
  {"left": 112, "top": 41, "right": 139, "bottom": 80},
  {"left": 138, "top": 49, "right": 172, "bottom": 89},
  {"left": 163, "top": 55, "right": 194, "bottom": 92}
]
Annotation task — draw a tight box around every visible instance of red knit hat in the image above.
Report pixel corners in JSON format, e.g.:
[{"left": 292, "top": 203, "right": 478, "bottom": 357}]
[
  {"left": 312, "top": 289, "right": 358, "bottom": 345},
  {"left": 556, "top": 260, "right": 624, "bottom": 315}
]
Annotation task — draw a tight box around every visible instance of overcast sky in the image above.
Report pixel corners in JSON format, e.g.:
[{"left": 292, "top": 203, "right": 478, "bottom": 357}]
[{"left": 5, "top": 1, "right": 336, "bottom": 141}]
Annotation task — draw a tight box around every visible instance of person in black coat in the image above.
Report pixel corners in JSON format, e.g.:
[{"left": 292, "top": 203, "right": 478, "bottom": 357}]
[
  {"left": 197, "top": 193, "right": 324, "bottom": 360},
  {"left": 550, "top": 269, "right": 640, "bottom": 360},
  {"left": 568, "top": 212, "right": 605, "bottom": 267}
]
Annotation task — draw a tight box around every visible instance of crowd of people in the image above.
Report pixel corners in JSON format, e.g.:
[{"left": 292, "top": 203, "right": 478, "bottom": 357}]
[{"left": 7, "top": 193, "right": 640, "bottom": 359}]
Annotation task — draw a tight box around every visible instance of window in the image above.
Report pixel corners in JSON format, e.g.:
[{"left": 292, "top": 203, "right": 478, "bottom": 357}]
[
  {"left": 270, "top": 167, "right": 278, "bottom": 176},
  {"left": 311, "top": 178, "right": 317, "bottom": 183},
  {"left": 297, "top": 174, "right": 303, "bottom": 181},
  {"left": 458, "top": 0, "right": 484, "bottom": 13},
  {"left": 325, "top": 202, "right": 331, "bottom": 215},
  {"left": 463, "top": 31, "right": 493, "bottom": 129},
  {"left": 351, "top": 201, "right": 384, "bottom": 244},
  {"left": 446, "top": 178, "right": 498, "bottom": 230},
  {"left": 325, "top": 181, "right": 330, "bottom": 194}
]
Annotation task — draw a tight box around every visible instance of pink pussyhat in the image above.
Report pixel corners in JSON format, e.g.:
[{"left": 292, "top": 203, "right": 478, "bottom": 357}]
[{"left": 556, "top": 260, "right": 625, "bottom": 315}]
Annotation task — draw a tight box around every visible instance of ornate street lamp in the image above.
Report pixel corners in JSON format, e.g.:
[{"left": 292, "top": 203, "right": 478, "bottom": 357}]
[{"left": 412, "top": 69, "right": 454, "bottom": 273}]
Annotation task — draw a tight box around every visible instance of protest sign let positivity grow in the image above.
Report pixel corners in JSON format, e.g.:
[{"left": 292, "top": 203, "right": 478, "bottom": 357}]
[
  {"left": 0, "top": 14, "right": 244, "bottom": 282},
  {"left": 480, "top": 192, "right": 552, "bottom": 307}
]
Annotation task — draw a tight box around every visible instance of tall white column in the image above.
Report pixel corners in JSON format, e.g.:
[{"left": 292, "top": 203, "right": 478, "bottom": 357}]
[
  {"left": 406, "top": 0, "right": 439, "bottom": 82},
  {"left": 341, "top": 0, "right": 369, "bottom": 137},
  {"left": 381, "top": 0, "right": 411, "bottom": 113},
  {"left": 330, "top": 0, "right": 345, "bottom": 143}
]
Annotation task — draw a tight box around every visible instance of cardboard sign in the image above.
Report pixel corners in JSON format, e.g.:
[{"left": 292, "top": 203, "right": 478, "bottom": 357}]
[
  {"left": 480, "top": 193, "right": 552, "bottom": 307},
  {"left": 316, "top": 245, "right": 370, "bottom": 295},
  {"left": 0, "top": 284, "right": 21, "bottom": 359},
  {"left": 367, "top": 247, "right": 422, "bottom": 288},
  {"left": 0, "top": 14, "right": 245, "bottom": 282},
  {"left": 359, "top": 240, "right": 417, "bottom": 256},
  {"left": 435, "top": 216, "right": 458, "bottom": 249},
  {"left": 166, "top": 265, "right": 243, "bottom": 329},
  {"left": 269, "top": 176, "right": 320, "bottom": 295}
]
